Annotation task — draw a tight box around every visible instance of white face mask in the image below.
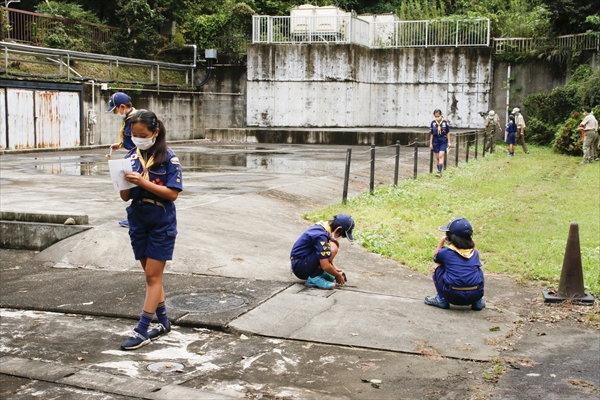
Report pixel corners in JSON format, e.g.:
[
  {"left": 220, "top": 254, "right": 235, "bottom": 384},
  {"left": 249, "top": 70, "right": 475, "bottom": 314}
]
[
  {"left": 132, "top": 136, "right": 155, "bottom": 150},
  {"left": 435, "top": 116, "right": 442, "bottom": 121}
]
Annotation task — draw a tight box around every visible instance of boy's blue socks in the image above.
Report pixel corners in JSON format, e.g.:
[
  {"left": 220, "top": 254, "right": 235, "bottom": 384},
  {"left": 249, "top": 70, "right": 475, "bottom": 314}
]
[
  {"left": 437, "top": 164, "right": 443, "bottom": 173},
  {"left": 156, "top": 301, "right": 170, "bottom": 329},
  {"left": 136, "top": 310, "right": 154, "bottom": 336}
]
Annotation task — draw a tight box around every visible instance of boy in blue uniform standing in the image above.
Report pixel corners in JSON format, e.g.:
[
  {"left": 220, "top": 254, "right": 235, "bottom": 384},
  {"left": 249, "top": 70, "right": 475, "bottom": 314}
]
[
  {"left": 429, "top": 109, "right": 451, "bottom": 177},
  {"left": 118, "top": 110, "right": 183, "bottom": 350},
  {"left": 290, "top": 214, "right": 355, "bottom": 289},
  {"left": 424, "top": 217, "right": 485, "bottom": 310},
  {"left": 106, "top": 92, "right": 137, "bottom": 227}
]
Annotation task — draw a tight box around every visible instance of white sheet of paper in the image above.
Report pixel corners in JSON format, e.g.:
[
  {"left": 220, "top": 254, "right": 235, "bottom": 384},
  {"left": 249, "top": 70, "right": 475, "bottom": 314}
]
[{"left": 108, "top": 159, "right": 135, "bottom": 191}]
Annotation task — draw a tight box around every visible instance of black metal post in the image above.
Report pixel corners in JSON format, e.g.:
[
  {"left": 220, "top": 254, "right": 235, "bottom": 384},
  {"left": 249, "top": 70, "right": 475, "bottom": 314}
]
[
  {"left": 342, "top": 148, "right": 352, "bottom": 204},
  {"left": 455, "top": 135, "right": 459, "bottom": 167},
  {"left": 413, "top": 138, "right": 418, "bottom": 179},
  {"left": 475, "top": 132, "right": 479, "bottom": 160},
  {"left": 482, "top": 131, "right": 487, "bottom": 158},
  {"left": 466, "top": 140, "right": 470, "bottom": 163},
  {"left": 429, "top": 148, "right": 434, "bottom": 174},
  {"left": 369, "top": 145, "right": 375, "bottom": 193},
  {"left": 394, "top": 140, "right": 400, "bottom": 186}
]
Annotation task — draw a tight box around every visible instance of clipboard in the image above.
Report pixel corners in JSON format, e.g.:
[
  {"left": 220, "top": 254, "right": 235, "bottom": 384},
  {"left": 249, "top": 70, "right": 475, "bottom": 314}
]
[{"left": 108, "top": 159, "right": 136, "bottom": 191}]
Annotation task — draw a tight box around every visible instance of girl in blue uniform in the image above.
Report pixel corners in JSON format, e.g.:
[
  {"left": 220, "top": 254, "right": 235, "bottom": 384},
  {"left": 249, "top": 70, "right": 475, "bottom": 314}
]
[
  {"left": 118, "top": 110, "right": 183, "bottom": 350},
  {"left": 429, "top": 109, "right": 451, "bottom": 177},
  {"left": 424, "top": 217, "right": 485, "bottom": 310},
  {"left": 505, "top": 114, "right": 517, "bottom": 156}
]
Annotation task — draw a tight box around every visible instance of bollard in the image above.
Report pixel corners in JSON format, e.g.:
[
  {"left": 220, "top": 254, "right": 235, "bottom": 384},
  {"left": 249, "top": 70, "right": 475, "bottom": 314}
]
[
  {"left": 429, "top": 148, "right": 434, "bottom": 174},
  {"left": 394, "top": 140, "right": 400, "bottom": 186},
  {"left": 543, "top": 223, "right": 595, "bottom": 304},
  {"left": 455, "top": 136, "right": 459, "bottom": 167},
  {"left": 369, "top": 145, "right": 375, "bottom": 193},
  {"left": 475, "top": 132, "right": 478, "bottom": 160},
  {"left": 413, "top": 138, "right": 418, "bottom": 179},
  {"left": 466, "top": 140, "right": 470, "bottom": 163},
  {"left": 342, "top": 148, "right": 352, "bottom": 204},
  {"left": 483, "top": 133, "right": 487, "bottom": 158}
]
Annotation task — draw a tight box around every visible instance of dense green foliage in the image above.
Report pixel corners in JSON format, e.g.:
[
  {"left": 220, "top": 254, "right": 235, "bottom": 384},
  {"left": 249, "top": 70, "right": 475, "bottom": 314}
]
[{"left": 523, "top": 65, "right": 600, "bottom": 153}]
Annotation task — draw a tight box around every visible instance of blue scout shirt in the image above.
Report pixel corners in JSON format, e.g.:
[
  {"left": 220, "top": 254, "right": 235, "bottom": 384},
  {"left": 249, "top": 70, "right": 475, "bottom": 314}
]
[
  {"left": 433, "top": 246, "right": 483, "bottom": 288},
  {"left": 290, "top": 223, "right": 332, "bottom": 260},
  {"left": 126, "top": 147, "right": 183, "bottom": 202},
  {"left": 506, "top": 121, "right": 517, "bottom": 135},
  {"left": 430, "top": 119, "right": 450, "bottom": 137},
  {"left": 121, "top": 107, "right": 137, "bottom": 150}
]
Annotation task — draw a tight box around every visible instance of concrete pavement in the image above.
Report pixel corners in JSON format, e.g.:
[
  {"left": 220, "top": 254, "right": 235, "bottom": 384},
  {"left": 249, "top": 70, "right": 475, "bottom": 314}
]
[{"left": 1, "top": 143, "right": 598, "bottom": 399}]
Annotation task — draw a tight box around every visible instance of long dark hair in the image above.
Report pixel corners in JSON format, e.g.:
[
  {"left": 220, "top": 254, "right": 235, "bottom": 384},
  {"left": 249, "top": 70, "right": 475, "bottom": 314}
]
[
  {"left": 446, "top": 231, "right": 474, "bottom": 249},
  {"left": 130, "top": 110, "right": 168, "bottom": 166}
]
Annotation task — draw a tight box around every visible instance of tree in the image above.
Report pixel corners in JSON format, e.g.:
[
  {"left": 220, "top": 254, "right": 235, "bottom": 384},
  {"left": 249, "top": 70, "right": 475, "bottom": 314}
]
[{"left": 110, "top": 0, "right": 166, "bottom": 59}]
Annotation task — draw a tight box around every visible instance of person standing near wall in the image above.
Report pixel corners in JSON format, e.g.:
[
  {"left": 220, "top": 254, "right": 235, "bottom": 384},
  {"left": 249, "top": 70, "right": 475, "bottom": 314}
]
[
  {"left": 484, "top": 110, "right": 502, "bottom": 154},
  {"left": 577, "top": 107, "right": 599, "bottom": 165},
  {"left": 106, "top": 92, "right": 137, "bottom": 227},
  {"left": 512, "top": 107, "right": 529, "bottom": 154},
  {"left": 429, "top": 109, "right": 451, "bottom": 177},
  {"left": 505, "top": 114, "right": 517, "bottom": 157}
]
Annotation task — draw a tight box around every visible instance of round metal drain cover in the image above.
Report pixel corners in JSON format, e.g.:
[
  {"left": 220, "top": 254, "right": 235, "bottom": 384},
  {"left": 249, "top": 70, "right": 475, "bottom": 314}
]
[
  {"left": 147, "top": 362, "right": 184, "bottom": 373},
  {"left": 168, "top": 292, "right": 247, "bottom": 312}
]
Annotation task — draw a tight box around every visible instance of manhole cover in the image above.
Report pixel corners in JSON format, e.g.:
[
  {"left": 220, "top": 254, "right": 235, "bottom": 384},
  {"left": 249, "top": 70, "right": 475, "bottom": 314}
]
[
  {"left": 167, "top": 292, "right": 247, "bottom": 312},
  {"left": 147, "top": 362, "right": 184, "bottom": 373}
]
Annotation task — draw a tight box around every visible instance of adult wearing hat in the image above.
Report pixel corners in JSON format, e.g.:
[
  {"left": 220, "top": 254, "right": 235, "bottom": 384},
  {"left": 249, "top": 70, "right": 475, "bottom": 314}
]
[
  {"left": 484, "top": 110, "right": 501, "bottom": 154},
  {"left": 576, "top": 107, "right": 598, "bottom": 164},
  {"left": 290, "top": 214, "right": 355, "bottom": 289},
  {"left": 512, "top": 107, "right": 529, "bottom": 154},
  {"left": 424, "top": 217, "right": 485, "bottom": 310}
]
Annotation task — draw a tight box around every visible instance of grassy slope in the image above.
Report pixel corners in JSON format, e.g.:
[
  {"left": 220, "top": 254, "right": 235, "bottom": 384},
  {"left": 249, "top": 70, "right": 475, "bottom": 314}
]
[{"left": 306, "top": 146, "right": 600, "bottom": 295}]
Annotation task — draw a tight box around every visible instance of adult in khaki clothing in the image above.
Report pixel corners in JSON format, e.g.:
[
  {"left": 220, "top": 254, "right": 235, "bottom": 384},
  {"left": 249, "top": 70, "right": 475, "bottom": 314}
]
[
  {"left": 577, "top": 107, "right": 598, "bottom": 164},
  {"left": 484, "top": 110, "right": 502, "bottom": 154},
  {"left": 512, "top": 107, "right": 529, "bottom": 154}
]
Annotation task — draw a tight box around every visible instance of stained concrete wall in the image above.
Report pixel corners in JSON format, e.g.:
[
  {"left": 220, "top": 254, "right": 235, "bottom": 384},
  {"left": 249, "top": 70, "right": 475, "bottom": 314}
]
[
  {"left": 247, "top": 44, "right": 493, "bottom": 129},
  {"left": 85, "top": 65, "right": 247, "bottom": 145}
]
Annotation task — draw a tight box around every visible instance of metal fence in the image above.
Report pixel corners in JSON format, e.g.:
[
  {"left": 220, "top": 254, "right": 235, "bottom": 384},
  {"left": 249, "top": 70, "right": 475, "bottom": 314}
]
[
  {"left": 374, "top": 19, "right": 490, "bottom": 48},
  {"left": 1, "top": 7, "right": 117, "bottom": 54},
  {"left": 253, "top": 15, "right": 490, "bottom": 48},
  {"left": 494, "top": 32, "right": 600, "bottom": 54}
]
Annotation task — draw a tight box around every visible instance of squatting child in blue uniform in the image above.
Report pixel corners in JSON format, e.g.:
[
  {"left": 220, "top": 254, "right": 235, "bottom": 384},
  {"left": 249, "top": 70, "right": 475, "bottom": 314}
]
[
  {"left": 429, "top": 109, "right": 451, "bottom": 177},
  {"left": 505, "top": 114, "right": 517, "bottom": 156},
  {"left": 290, "top": 214, "right": 355, "bottom": 289},
  {"left": 118, "top": 110, "right": 183, "bottom": 350},
  {"left": 424, "top": 217, "right": 485, "bottom": 310}
]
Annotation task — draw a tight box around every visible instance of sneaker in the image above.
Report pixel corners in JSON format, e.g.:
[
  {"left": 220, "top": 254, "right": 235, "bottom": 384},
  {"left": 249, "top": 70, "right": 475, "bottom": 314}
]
[
  {"left": 118, "top": 219, "right": 129, "bottom": 227},
  {"left": 148, "top": 323, "right": 171, "bottom": 340},
  {"left": 305, "top": 275, "right": 335, "bottom": 290},
  {"left": 525, "top": 151, "right": 529, "bottom": 154},
  {"left": 579, "top": 161, "right": 589, "bottom": 165},
  {"left": 424, "top": 295, "right": 449, "bottom": 309},
  {"left": 472, "top": 298, "right": 486, "bottom": 311},
  {"left": 120, "top": 328, "right": 150, "bottom": 350},
  {"left": 321, "top": 272, "right": 335, "bottom": 282},
  {"left": 436, "top": 171, "right": 442, "bottom": 178}
]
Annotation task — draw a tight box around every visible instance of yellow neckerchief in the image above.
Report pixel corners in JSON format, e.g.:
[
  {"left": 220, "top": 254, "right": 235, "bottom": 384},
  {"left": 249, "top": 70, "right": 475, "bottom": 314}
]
[
  {"left": 136, "top": 148, "right": 155, "bottom": 180},
  {"left": 435, "top": 119, "right": 444, "bottom": 136},
  {"left": 118, "top": 107, "right": 137, "bottom": 148},
  {"left": 447, "top": 243, "right": 475, "bottom": 259},
  {"left": 317, "top": 221, "right": 332, "bottom": 236}
]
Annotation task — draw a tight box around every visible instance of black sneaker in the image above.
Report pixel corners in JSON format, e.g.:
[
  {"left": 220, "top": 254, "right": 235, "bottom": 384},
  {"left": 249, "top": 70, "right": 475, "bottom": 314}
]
[
  {"left": 148, "top": 323, "right": 171, "bottom": 340},
  {"left": 120, "top": 328, "right": 150, "bottom": 350}
]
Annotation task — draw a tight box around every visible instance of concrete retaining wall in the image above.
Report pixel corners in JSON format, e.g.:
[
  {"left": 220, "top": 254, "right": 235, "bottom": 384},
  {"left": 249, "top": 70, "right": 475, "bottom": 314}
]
[{"left": 247, "top": 44, "right": 493, "bottom": 129}]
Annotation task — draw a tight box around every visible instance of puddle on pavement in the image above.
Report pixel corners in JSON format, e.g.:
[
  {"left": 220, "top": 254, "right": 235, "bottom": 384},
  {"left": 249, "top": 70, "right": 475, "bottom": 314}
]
[{"left": 23, "top": 147, "right": 344, "bottom": 176}]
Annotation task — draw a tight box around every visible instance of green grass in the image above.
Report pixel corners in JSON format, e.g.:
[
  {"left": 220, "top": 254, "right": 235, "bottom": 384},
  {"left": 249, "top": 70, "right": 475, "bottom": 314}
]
[{"left": 306, "top": 145, "right": 600, "bottom": 296}]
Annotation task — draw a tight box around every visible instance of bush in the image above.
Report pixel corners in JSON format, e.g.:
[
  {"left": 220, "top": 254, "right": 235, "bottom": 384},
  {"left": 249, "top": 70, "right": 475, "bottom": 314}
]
[{"left": 553, "top": 105, "right": 600, "bottom": 155}]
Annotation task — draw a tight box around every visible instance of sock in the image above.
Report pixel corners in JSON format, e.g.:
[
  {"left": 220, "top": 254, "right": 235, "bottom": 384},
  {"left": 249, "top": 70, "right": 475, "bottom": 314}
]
[
  {"left": 135, "top": 310, "right": 154, "bottom": 336},
  {"left": 438, "top": 165, "right": 442, "bottom": 173},
  {"left": 155, "top": 301, "right": 170, "bottom": 329}
]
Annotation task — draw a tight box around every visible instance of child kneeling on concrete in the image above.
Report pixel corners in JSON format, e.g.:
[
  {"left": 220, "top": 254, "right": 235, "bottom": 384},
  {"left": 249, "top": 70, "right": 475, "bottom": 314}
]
[
  {"left": 290, "top": 214, "right": 355, "bottom": 289},
  {"left": 424, "top": 217, "right": 485, "bottom": 310}
]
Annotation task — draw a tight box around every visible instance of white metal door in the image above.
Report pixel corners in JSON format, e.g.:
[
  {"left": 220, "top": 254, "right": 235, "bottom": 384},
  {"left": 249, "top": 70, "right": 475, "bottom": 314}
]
[
  {"left": 7, "top": 89, "right": 35, "bottom": 149},
  {"left": 0, "top": 89, "right": 6, "bottom": 149}
]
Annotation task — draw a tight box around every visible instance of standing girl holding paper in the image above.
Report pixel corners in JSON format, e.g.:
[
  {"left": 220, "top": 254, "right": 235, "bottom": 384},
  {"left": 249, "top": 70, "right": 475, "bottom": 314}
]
[{"left": 118, "top": 110, "right": 183, "bottom": 350}]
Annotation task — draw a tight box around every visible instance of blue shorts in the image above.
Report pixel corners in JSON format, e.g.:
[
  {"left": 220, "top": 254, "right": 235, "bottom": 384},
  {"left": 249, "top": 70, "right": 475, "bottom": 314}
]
[
  {"left": 506, "top": 132, "right": 516, "bottom": 145},
  {"left": 127, "top": 199, "right": 177, "bottom": 261},
  {"left": 432, "top": 137, "right": 448, "bottom": 153},
  {"left": 433, "top": 267, "right": 483, "bottom": 306},
  {"left": 291, "top": 253, "right": 324, "bottom": 280}
]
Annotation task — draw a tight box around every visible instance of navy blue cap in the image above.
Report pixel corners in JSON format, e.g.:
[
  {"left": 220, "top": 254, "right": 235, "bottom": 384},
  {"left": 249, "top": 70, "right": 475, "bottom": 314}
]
[
  {"left": 439, "top": 217, "right": 473, "bottom": 238},
  {"left": 106, "top": 92, "right": 131, "bottom": 112},
  {"left": 334, "top": 214, "right": 355, "bottom": 242}
]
